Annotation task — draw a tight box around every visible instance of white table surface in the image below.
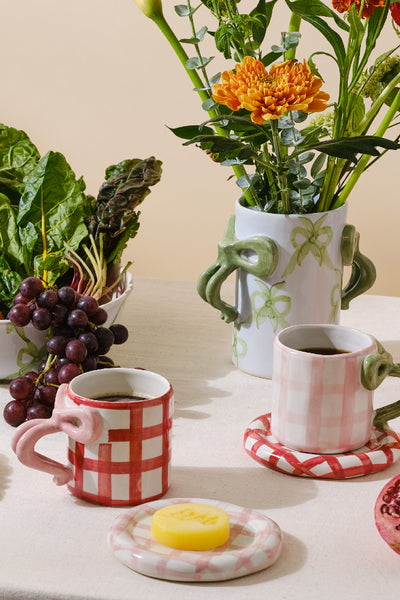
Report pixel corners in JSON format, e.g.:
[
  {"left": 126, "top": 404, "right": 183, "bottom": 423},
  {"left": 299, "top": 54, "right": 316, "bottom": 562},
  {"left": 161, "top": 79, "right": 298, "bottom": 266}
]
[{"left": 1, "top": 277, "right": 400, "bottom": 599}]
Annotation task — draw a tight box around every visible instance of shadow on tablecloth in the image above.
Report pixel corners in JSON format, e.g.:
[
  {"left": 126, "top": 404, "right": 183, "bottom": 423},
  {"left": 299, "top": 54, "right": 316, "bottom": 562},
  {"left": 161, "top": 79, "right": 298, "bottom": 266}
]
[
  {"left": 0, "top": 453, "right": 12, "bottom": 500},
  {"left": 169, "top": 465, "right": 317, "bottom": 511}
]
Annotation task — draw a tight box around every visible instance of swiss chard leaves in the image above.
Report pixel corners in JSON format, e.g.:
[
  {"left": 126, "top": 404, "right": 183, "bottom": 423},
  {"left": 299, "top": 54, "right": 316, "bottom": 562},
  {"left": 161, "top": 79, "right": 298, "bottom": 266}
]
[
  {"left": 17, "top": 151, "right": 90, "bottom": 285},
  {"left": 0, "top": 123, "right": 40, "bottom": 204},
  {"left": 0, "top": 194, "right": 25, "bottom": 273},
  {"left": 0, "top": 253, "right": 22, "bottom": 317},
  {"left": 88, "top": 156, "right": 162, "bottom": 264}
]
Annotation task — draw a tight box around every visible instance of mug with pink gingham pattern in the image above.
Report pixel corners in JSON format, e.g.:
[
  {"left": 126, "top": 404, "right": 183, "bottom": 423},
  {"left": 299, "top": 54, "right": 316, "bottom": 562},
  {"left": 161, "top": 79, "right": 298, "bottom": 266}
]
[
  {"left": 270, "top": 324, "right": 400, "bottom": 454},
  {"left": 12, "top": 368, "right": 174, "bottom": 506}
]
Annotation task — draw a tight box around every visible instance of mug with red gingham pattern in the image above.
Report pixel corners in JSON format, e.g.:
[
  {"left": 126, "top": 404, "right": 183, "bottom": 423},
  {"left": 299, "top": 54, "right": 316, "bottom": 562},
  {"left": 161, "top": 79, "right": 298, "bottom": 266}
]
[
  {"left": 270, "top": 324, "right": 400, "bottom": 454},
  {"left": 12, "top": 368, "right": 174, "bottom": 506}
]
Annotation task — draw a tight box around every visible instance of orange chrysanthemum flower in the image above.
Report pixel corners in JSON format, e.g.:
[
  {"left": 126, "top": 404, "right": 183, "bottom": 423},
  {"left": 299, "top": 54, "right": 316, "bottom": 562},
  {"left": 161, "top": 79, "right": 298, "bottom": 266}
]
[
  {"left": 212, "top": 56, "right": 330, "bottom": 125},
  {"left": 332, "top": 0, "right": 386, "bottom": 19}
]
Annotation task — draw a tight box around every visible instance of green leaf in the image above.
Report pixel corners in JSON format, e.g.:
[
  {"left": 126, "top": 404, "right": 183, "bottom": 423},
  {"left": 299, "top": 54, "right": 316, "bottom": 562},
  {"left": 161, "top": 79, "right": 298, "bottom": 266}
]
[
  {"left": 202, "top": 97, "right": 218, "bottom": 111},
  {"left": 0, "top": 193, "right": 24, "bottom": 273},
  {"left": 104, "top": 158, "right": 141, "bottom": 180},
  {"left": 366, "top": 2, "right": 390, "bottom": 51},
  {"left": 196, "top": 25, "right": 208, "bottom": 42},
  {"left": 262, "top": 50, "right": 284, "bottom": 66},
  {"left": 278, "top": 116, "right": 295, "bottom": 129},
  {"left": 280, "top": 128, "right": 303, "bottom": 146},
  {"left": 202, "top": 114, "right": 268, "bottom": 136},
  {"left": 293, "top": 177, "right": 312, "bottom": 190},
  {"left": 300, "top": 136, "right": 400, "bottom": 162},
  {"left": 251, "top": 0, "right": 278, "bottom": 46},
  {"left": 180, "top": 26, "right": 208, "bottom": 44},
  {"left": 291, "top": 111, "right": 308, "bottom": 123},
  {"left": 186, "top": 56, "right": 214, "bottom": 69},
  {"left": 0, "top": 123, "right": 40, "bottom": 202},
  {"left": 209, "top": 72, "right": 221, "bottom": 85},
  {"left": 175, "top": 5, "right": 193, "bottom": 17},
  {"left": 298, "top": 152, "right": 315, "bottom": 164},
  {"left": 285, "top": 0, "right": 349, "bottom": 32},
  {"left": 298, "top": 124, "right": 329, "bottom": 148},
  {"left": 348, "top": 93, "right": 366, "bottom": 134},
  {"left": 91, "top": 156, "right": 162, "bottom": 264},
  {"left": 311, "top": 152, "right": 327, "bottom": 178},
  {"left": 347, "top": 3, "right": 364, "bottom": 43},
  {"left": 288, "top": 162, "right": 307, "bottom": 176},
  {"left": 17, "top": 151, "right": 90, "bottom": 284},
  {"left": 0, "top": 254, "right": 22, "bottom": 316},
  {"left": 284, "top": 0, "right": 347, "bottom": 66},
  {"left": 182, "top": 133, "right": 259, "bottom": 164},
  {"left": 168, "top": 124, "right": 215, "bottom": 140},
  {"left": 106, "top": 213, "right": 140, "bottom": 265}
]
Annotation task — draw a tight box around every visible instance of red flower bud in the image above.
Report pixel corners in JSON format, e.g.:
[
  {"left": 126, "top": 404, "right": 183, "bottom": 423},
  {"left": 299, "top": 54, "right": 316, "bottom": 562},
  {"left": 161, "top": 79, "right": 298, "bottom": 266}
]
[{"left": 390, "top": 2, "right": 400, "bottom": 27}]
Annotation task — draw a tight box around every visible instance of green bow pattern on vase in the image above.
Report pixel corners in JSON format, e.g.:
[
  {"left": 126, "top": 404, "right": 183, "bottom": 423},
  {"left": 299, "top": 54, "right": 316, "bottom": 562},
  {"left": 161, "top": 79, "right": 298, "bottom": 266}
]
[
  {"left": 250, "top": 280, "right": 291, "bottom": 333},
  {"left": 282, "top": 214, "right": 334, "bottom": 277},
  {"left": 329, "top": 269, "right": 342, "bottom": 324},
  {"left": 232, "top": 326, "right": 247, "bottom": 366}
]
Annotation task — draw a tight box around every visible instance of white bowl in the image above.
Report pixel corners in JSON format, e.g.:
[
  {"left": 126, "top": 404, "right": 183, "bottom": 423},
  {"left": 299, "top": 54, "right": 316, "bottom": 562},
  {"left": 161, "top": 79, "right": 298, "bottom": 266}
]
[{"left": 0, "top": 271, "right": 133, "bottom": 381}]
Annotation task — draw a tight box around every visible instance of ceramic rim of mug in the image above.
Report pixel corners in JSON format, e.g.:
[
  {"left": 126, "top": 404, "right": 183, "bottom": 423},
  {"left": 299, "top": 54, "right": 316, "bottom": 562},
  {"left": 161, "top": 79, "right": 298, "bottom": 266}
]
[
  {"left": 275, "top": 324, "right": 375, "bottom": 358},
  {"left": 67, "top": 367, "right": 173, "bottom": 409}
]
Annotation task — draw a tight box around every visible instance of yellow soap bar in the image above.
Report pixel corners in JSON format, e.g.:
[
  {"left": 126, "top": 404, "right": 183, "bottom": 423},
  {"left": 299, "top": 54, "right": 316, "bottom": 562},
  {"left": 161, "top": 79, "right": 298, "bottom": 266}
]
[{"left": 151, "top": 503, "right": 230, "bottom": 551}]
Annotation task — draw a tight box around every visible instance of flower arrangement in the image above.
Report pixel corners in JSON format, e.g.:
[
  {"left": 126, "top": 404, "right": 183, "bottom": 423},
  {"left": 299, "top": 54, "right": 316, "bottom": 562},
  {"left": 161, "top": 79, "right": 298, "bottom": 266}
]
[{"left": 134, "top": 0, "right": 400, "bottom": 214}]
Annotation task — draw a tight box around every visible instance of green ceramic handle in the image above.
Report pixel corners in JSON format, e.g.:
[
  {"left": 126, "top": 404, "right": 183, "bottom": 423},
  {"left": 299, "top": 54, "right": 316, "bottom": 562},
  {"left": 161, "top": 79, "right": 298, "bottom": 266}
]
[
  {"left": 361, "top": 338, "right": 400, "bottom": 430},
  {"left": 340, "top": 224, "right": 376, "bottom": 310},
  {"left": 197, "top": 215, "right": 278, "bottom": 323}
]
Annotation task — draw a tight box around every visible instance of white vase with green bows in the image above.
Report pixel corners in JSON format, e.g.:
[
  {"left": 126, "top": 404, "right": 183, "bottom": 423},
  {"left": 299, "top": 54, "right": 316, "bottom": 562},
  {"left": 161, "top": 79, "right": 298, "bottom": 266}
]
[{"left": 198, "top": 200, "right": 375, "bottom": 378}]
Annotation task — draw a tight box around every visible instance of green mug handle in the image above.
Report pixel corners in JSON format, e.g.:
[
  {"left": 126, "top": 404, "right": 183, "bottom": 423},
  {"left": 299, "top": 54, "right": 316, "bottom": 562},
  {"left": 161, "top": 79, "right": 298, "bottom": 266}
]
[
  {"left": 340, "top": 224, "right": 376, "bottom": 310},
  {"left": 197, "top": 215, "right": 278, "bottom": 323},
  {"left": 361, "top": 338, "right": 400, "bottom": 430}
]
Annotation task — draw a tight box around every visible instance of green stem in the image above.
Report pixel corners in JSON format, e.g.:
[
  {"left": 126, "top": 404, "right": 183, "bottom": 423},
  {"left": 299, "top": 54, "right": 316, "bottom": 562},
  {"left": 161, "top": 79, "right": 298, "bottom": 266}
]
[
  {"left": 152, "top": 10, "right": 257, "bottom": 205},
  {"left": 271, "top": 120, "right": 290, "bottom": 213},
  {"left": 152, "top": 13, "right": 210, "bottom": 104},
  {"left": 284, "top": 13, "right": 301, "bottom": 61},
  {"left": 333, "top": 87, "right": 400, "bottom": 208}
]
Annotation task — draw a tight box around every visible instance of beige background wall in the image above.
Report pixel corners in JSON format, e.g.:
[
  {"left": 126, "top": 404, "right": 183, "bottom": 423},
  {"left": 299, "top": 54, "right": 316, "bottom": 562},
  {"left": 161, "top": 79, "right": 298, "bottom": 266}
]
[{"left": 1, "top": 0, "right": 399, "bottom": 295}]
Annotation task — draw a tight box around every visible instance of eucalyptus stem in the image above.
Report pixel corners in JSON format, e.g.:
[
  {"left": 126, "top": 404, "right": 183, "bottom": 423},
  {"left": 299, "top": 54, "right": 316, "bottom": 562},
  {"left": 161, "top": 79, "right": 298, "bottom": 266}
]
[
  {"left": 151, "top": 8, "right": 258, "bottom": 205},
  {"left": 333, "top": 87, "right": 400, "bottom": 208},
  {"left": 187, "top": 0, "right": 213, "bottom": 92},
  {"left": 271, "top": 120, "right": 290, "bottom": 212},
  {"left": 263, "top": 142, "right": 278, "bottom": 204},
  {"left": 284, "top": 13, "right": 301, "bottom": 61}
]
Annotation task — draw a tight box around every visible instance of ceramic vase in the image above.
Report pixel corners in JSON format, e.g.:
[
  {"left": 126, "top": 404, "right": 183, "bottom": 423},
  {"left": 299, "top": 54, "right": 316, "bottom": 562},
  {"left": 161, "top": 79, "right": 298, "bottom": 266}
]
[{"left": 197, "top": 200, "right": 376, "bottom": 378}]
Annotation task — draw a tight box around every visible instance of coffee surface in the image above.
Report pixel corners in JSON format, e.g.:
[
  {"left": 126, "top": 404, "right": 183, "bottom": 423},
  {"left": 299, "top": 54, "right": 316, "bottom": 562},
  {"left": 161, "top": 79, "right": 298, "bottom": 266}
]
[
  {"left": 299, "top": 347, "right": 350, "bottom": 355},
  {"left": 91, "top": 393, "right": 153, "bottom": 402}
]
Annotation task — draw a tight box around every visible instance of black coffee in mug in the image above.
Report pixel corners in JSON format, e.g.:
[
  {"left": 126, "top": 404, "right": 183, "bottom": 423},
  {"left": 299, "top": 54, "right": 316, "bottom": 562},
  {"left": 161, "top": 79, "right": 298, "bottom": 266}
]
[{"left": 299, "top": 347, "right": 350, "bottom": 355}]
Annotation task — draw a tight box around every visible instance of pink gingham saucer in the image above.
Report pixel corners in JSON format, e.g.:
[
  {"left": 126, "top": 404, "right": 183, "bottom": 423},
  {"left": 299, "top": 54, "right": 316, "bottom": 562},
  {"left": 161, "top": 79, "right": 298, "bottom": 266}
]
[
  {"left": 107, "top": 497, "right": 282, "bottom": 581},
  {"left": 244, "top": 413, "right": 400, "bottom": 479}
]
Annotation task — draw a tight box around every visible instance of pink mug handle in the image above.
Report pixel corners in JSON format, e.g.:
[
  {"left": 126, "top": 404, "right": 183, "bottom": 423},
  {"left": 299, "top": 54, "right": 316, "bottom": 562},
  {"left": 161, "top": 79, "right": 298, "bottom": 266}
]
[{"left": 11, "top": 384, "right": 103, "bottom": 485}]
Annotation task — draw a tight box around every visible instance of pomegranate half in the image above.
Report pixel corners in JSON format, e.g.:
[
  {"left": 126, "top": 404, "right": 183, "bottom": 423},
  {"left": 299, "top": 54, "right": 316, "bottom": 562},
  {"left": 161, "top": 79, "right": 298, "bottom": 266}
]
[{"left": 375, "top": 474, "right": 400, "bottom": 554}]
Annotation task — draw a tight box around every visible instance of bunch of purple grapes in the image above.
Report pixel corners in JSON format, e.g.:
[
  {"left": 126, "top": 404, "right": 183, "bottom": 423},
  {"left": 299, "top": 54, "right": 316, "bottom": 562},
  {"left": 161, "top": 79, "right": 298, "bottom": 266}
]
[{"left": 3, "top": 276, "right": 128, "bottom": 427}]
